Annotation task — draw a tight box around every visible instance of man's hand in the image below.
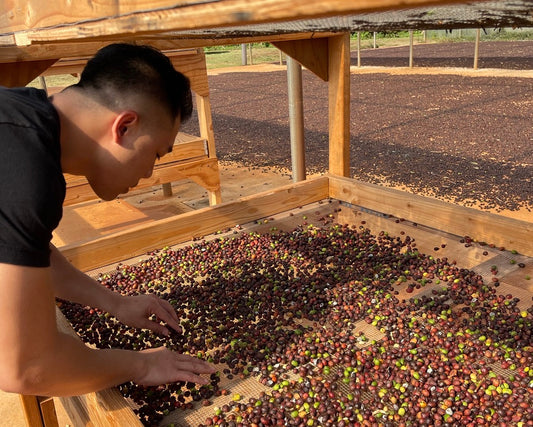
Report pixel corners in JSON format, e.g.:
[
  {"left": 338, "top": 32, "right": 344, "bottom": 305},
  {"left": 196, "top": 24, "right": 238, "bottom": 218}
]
[
  {"left": 113, "top": 294, "right": 181, "bottom": 336},
  {"left": 134, "top": 347, "right": 216, "bottom": 386}
]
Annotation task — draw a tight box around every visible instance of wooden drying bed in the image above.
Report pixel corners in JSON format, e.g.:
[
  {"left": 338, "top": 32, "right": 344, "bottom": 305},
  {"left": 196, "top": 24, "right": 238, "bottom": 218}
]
[{"left": 49, "top": 174, "right": 532, "bottom": 426}]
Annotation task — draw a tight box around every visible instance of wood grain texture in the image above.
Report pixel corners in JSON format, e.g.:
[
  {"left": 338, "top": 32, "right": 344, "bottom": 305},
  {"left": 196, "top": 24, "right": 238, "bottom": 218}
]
[
  {"left": 64, "top": 157, "right": 220, "bottom": 206},
  {"left": 273, "top": 37, "right": 328, "bottom": 81},
  {"left": 0, "top": 59, "right": 57, "bottom": 86},
  {"left": 60, "top": 176, "right": 329, "bottom": 271},
  {"left": 39, "top": 397, "right": 59, "bottom": 427},
  {"left": 329, "top": 175, "right": 533, "bottom": 256},
  {"left": 19, "top": 395, "right": 44, "bottom": 427},
  {"left": 0, "top": 33, "right": 336, "bottom": 63},
  {"left": 328, "top": 33, "right": 350, "bottom": 177},
  {"left": 1, "top": 0, "right": 477, "bottom": 44}
]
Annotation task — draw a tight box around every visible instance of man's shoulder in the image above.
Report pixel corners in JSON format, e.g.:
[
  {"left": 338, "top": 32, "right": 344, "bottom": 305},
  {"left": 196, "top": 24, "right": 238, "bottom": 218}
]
[
  {"left": 0, "top": 86, "right": 55, "bottom": 126},
  {"left": 0, "top": 86, "right": 48, "bottom": 104}
]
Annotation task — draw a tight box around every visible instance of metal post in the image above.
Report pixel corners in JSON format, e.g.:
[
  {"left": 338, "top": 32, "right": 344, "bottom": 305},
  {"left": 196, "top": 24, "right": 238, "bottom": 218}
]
[
  {"left": 241, "top": 44, "right": 247, "bottom": 65},
  {"left": 286, "top": 56, "right": 305, "bottom": 182},
  {"left": 473, "top": 28, "right": 480, "bottom": 69},
  {"left": 38, "top": 76, "right": 48, "bottom": 93},
  {"left": 249, "top": 43, "right": 253, "bottom": 65},
  {"left": 357, "top": 32, "right": 361, "bottom": 67},
  {"left": 409, "top": 29, "right": 414, "bottom": 68}
]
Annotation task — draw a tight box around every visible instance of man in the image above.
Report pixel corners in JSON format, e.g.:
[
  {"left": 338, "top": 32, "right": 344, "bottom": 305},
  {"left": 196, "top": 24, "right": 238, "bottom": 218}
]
[{"left": 0, "top": 43, "right": 215, "bottom": 397}]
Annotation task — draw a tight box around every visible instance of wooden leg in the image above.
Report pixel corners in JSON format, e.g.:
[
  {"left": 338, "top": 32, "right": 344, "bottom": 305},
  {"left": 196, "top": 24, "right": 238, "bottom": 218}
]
[
  {"left": 162, "top": 183, "right": 173, "bottom": 197},
  {"left": 39, "top": 397, "right": 59, "bottom": 427},
  {"left": 208, "top": 189, "right": 222, "bottom": 206},
  {"left": 19, "top": 395, "right": 44, "bottom": 427},
  {"left": 19, "top": 395, "right": 60, "bottom": 427}
]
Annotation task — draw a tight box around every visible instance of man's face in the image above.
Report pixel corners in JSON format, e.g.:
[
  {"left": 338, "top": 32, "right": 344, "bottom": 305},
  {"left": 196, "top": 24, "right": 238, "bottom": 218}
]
[{"left": 88, "top": 112, "right": 181, "bottom": 201}]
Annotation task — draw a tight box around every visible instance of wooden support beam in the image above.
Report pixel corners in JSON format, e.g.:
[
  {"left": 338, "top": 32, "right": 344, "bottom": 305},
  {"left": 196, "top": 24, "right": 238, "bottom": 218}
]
[
  {"left": 19, "top": 395, "right": 44, "bottom": 427},
  {"left": 0, "top": 33, "right": 336, "bottom": 64},
  {"left": 328, "top": 33, "right": 351, "bottom": 177},
  {"left": 64, "top": 157, "right": 221, "bottom": 206},
  {"left": 1, "top": 1, "right": 472, "bottom": 45},
  {"left": 273, "top": 38, "right": 328, "bottom": 81},
  {"left": 39, "top": 397, "right": 59, "bottom": 427},
  {"left": 0, "top": 59, "right": 57, "bottom": 87},
  {"left": 59, "top": 176, "right": 329, "bottom": 271},
  {"left": 328, "top": 175, "right": 533, "bottom": 257}
]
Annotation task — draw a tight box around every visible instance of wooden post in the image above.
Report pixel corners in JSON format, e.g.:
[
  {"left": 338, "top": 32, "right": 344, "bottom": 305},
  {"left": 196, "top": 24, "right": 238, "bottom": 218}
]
[
  {"left": 473, "top": 28, "right": 480, "bottom": 69},
  {"left": 328, "top": 33, "right": 350, "bottom": 177},
  {"left": 162, "top": 182, "right": 173, "bottom": 196},
  {"left": 373, "top": 32, "right": 377, "bottom": 48},
  {"left": 19, "top": 395, "right": 44, "bottom": 427},
  {"left": 196, "top": 93, "right": 222, "bottom": 204},
  {"left": 287, "top": 56, "right": 305, "bottom": 182},
  {"left": 39, "top": 397, "right": 59, "bottom": 427}
]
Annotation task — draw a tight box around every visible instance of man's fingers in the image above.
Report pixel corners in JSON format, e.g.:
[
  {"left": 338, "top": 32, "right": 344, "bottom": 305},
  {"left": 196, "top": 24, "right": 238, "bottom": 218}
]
[
  {"left": 173, "top": 371, "right": 210, "bottom": 385},
  {"left": 174, "top": 353, "right": 217, "bottom": 373},
  {"left": 149, "top": 298, "right": 182, "bottom": 334},
  {"left": 159, "top": 298, "right": 179, "bottom": 322}
]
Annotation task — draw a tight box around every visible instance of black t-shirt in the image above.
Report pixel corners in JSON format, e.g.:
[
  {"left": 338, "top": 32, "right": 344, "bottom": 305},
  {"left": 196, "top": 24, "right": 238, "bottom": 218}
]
[{"left": 0, "top": 86, "right": 65, "bottom": 267}]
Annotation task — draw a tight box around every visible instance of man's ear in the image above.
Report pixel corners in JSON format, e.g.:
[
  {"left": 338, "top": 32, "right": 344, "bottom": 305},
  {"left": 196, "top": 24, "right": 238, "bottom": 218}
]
[{"left": 111, "top": 111, "right": 138, "bottom": 144}]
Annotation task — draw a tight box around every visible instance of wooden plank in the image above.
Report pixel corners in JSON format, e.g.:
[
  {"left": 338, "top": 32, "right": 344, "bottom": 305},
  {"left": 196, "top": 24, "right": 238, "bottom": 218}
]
[
  {"left": 328, "top": 175, "right": 533, "bottom": 257},
  {"left": 1, "top": 0, "right": 477, "bottom": 45},
  {"left": 54, "top": 396, "right": 93, "bottom": 427},
  {"left": 196, "top": 94, "right": 217, "bottom": 158},
  {"left": 59, "top": 176, "right": 329, "bottom": 271},
  {"left": 39, "top": 397, "right": 59, "bottom": 427},
  {"left": 52, "top": 200, "right": 151, "bottom": 247},
  {"left": 0, "top": 33, "right": 336, "bottom": 64},
  {"left": 19, "top": 395, "right": 44, "bottom": 427},
  {"left": 168, "top": 48, "right": 210, "bottom": 97},
  {"left": 328, "top": 33, "right": 350, "bottom": 176},
  {"left": 64, "top": 157, "right": 219, "bottom": 206},
  {"left": 139, "top": 157, "right": 221, "bottom": 192},
  {"left": 273, "top": 38, "right": 328, "bottom": 81},
  {"left": 0, "top": 59, "right": 57, "bottom": 87}
]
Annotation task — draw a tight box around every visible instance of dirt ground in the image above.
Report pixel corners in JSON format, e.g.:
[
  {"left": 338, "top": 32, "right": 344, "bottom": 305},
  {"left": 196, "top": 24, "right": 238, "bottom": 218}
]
[{"left": 180, "top": 41, "right": 532, "bottom": 220}]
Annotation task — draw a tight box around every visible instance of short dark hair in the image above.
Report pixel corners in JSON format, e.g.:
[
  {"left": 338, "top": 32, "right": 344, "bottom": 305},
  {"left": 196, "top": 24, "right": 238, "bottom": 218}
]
[{"left": 76, "top": 43, "right": 192, "bottom": 123}]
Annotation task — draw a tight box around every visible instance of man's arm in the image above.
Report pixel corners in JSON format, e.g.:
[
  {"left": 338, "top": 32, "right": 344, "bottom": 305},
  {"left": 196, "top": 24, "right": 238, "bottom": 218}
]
[
  {"left": 0, "top": 262, "right": 214, "bottom": 397},
  {"left": 49, "top": 244, "right": 180, "bottom": 336}
]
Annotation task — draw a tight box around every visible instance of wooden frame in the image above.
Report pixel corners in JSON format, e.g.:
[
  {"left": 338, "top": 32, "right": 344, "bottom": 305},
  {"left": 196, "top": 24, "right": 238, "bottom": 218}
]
[{"left": 52, "top": 174, "right": 532, "bottom": 425}]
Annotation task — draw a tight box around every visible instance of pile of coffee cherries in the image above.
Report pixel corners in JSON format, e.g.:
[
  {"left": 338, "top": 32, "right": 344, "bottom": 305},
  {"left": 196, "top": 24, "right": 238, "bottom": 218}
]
[{"left": 59, "top": 215, "right": 532, "bottom": 427}]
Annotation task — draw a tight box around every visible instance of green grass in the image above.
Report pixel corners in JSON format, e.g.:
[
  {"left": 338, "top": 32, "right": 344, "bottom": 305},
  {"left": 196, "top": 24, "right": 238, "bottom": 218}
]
[{"left": 205, "top": 45, "right": 283, "bottom": 69}]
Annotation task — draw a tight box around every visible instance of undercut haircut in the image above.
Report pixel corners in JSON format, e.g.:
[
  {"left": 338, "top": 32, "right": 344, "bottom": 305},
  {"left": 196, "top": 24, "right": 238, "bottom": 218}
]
[{"left": 76, "top": 43, "right": 193, "bottom": 123}]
